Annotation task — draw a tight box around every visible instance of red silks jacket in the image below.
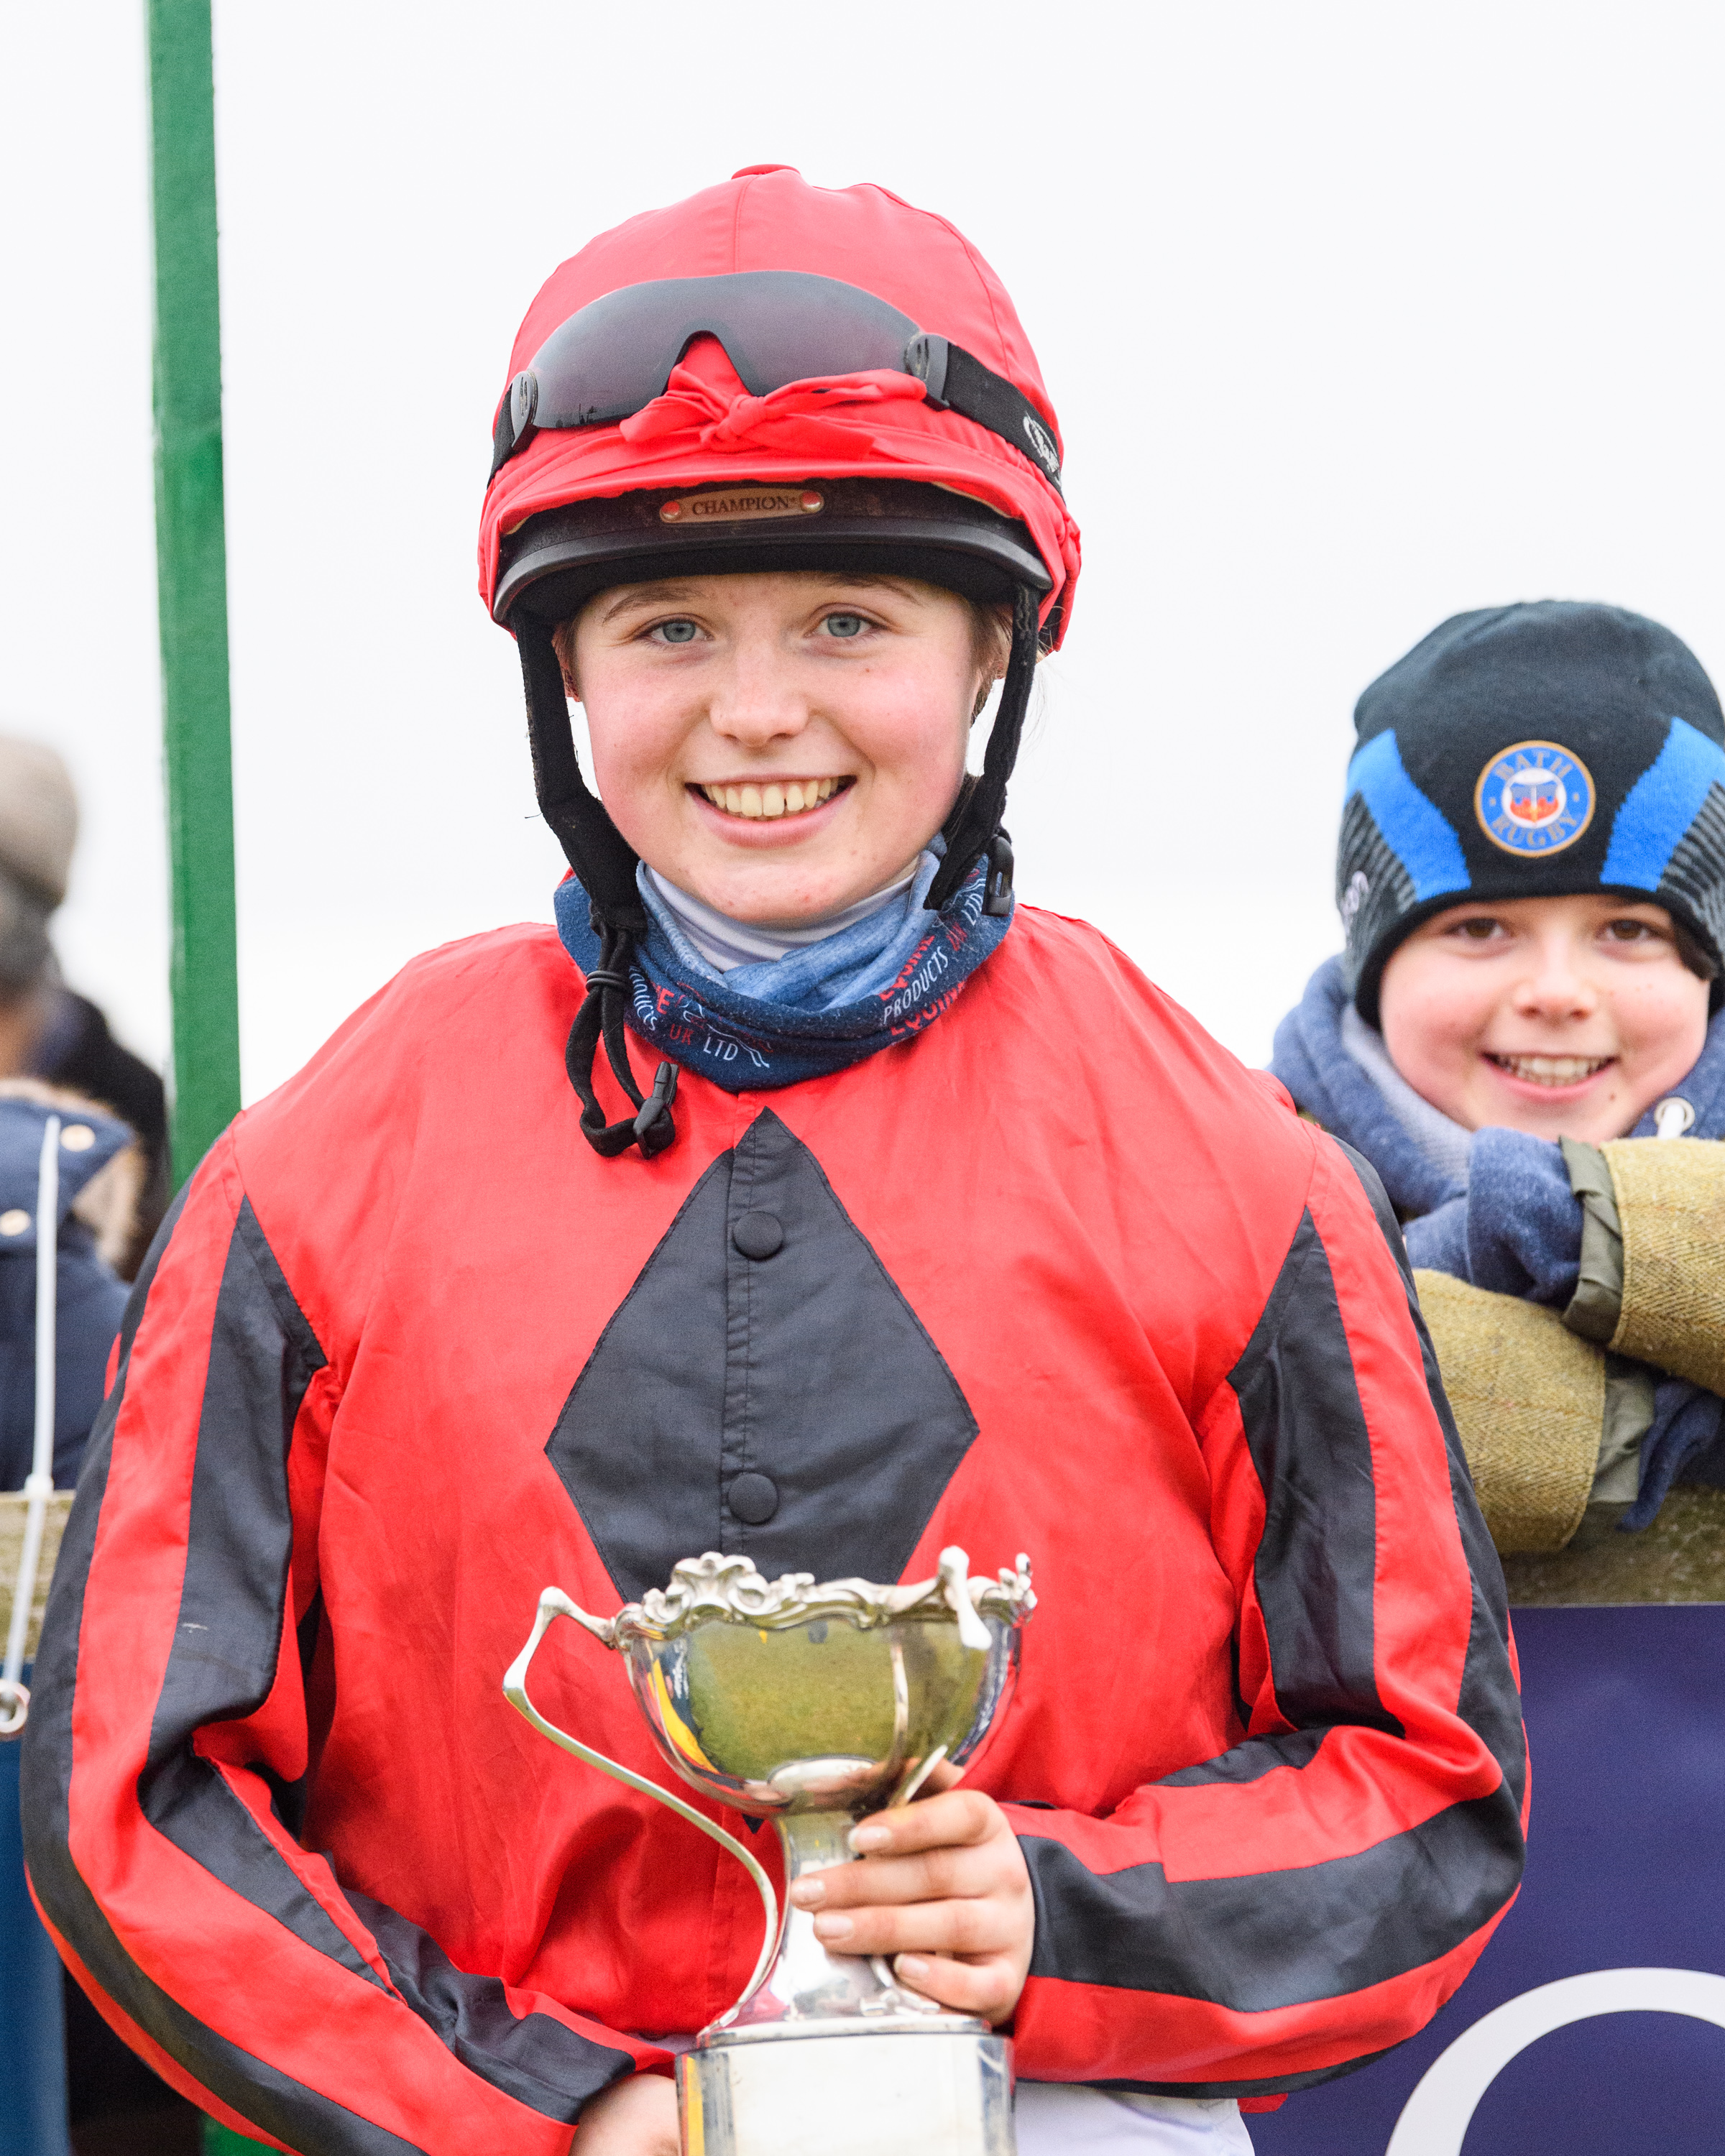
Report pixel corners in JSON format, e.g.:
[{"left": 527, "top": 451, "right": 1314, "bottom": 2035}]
[{"left": 23, "top": 908, "right": 1524, "bottom": 2155}]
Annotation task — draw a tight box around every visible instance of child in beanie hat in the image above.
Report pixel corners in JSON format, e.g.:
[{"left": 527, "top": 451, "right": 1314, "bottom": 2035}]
[
  {"left": 1338, "top": 602, "right": 1725, "bottom": 1023},
  {"left": 1273, "top": 601, "right": 1725, "bottom": 1581}
]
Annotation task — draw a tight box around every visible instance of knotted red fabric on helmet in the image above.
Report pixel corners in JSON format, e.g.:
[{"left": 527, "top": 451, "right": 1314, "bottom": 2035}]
[{"left": 618, "top": 361, "right": 929, "bottom": 461}]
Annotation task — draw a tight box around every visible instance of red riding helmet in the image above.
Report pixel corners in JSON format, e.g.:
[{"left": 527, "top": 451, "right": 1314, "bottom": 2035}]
[{"left": 479, "top": 167, "right": 1080, "bottom": 1154}]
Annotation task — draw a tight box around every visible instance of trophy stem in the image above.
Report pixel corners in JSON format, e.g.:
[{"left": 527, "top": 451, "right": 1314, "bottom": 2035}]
[
  {"left": 774, "top": 1812, "right": 876, "bottom": 2010},
  {"left": 713, "top": 1810, "right": 967, "bottom": 2035},
  {"left": 781, "top": 1808, "right": 860, "bottom": 1885}
]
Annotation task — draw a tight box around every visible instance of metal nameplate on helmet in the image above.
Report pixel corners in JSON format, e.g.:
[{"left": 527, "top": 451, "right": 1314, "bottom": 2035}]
[{"left": 659, "top": 487, "right": 825, "bottom": 525}]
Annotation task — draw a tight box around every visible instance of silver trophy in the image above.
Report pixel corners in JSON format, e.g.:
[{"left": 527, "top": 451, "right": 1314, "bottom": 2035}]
[{"left": 504, "top": 1546, "right": 1034, "bottom": 2156}]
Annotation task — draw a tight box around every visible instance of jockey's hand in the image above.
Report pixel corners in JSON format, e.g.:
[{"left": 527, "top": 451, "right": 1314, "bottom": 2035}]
[
  {"left": 787, "top": 1766, "right": 1035, "bottom": 2024},
  {"left": 576, "top": 2070, "right": 678, "bottom": 2156}
]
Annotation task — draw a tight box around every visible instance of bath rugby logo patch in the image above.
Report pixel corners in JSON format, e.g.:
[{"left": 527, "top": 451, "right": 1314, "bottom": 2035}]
[{"left": 1474, "top": 740, "right": 1596, "bottom": 857}]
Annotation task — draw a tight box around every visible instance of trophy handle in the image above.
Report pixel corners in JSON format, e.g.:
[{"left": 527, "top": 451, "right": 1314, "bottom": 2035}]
[
  {"left": 503, "top": 1588, "right": 781, "bottom": 2001},
  {"left": 936, "top": 1547, "right": 991, "bottom": 1652}
]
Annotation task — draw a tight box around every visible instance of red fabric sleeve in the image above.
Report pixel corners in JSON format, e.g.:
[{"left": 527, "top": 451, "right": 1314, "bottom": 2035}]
[
  {"left": 1003, "top": 1135, "right": 1526, "bottom": 2093},
  {"left": 22, "top": 1139, "right": 665, "bottom": 2155}
]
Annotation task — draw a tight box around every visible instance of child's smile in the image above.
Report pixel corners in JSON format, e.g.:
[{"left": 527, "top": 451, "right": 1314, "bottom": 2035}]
[{"left": 1484, "top": 1051, "right": 1614, "bottom": 1089}]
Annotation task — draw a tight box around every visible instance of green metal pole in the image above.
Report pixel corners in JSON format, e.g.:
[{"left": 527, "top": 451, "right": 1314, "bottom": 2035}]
[{"left": 147, "top": 0, "right": 241, "bottom": 1184}]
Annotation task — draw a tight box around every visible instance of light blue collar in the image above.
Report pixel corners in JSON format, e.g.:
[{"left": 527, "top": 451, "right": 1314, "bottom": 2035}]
[{"left": 638, "top": 849, "right": 943, "bottom": 1013}]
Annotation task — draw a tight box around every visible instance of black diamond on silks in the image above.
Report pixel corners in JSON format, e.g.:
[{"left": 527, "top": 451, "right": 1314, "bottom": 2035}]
[{"left": 546, "top": 1109, "right": 980, "bottom": 1606}]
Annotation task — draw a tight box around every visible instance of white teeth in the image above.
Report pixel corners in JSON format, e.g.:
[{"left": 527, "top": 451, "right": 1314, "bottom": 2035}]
[
  {"left": 1493, "top": 1054, "right": 1612, "bottom": 1086},
  {"left": 699, "top": 779, "right": 844, "bottom": 820}
]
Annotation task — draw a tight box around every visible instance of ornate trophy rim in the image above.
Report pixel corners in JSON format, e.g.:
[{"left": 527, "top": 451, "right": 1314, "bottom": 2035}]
[
  {"left": 502, "top": 1542, "right": 1036, "bottom": 2073},
  {"left": 588, "top": 1548, "right": 1036, "bottom": 1647}
]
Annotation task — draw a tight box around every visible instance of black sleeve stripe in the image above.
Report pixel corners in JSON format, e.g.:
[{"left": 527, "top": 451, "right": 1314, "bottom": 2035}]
[
  {"left": 1156, "top": 1727, "right": 1330, "bottom": 1787},
  {"left": 1329, "top": 1141, "right": 1527, "bottom": 1810},
  {"left": 132, "top": 1199, "right": 379, "bottom": 1989},
  {"left": 351, "top": 1894, "right": 642, "bottom": 2119},
  {"left": 22, "top": 1224, "right": 429, "bottom": 2155},
  {"left": 1225, "top": 1208, "right": 1402, "bottom": 1739},
  {"left": 142, "top": 1200, "right": 327, "bottom": 1774},
  {"left": 1022, "top": 1791, "right": 1524, "bottom": 2010},
  {"left": 141, "top": 1753, "right": 384, "bottom": 1987},
  {"left": 25, "top": 1189, "right": 637, "bottom": 2142}
]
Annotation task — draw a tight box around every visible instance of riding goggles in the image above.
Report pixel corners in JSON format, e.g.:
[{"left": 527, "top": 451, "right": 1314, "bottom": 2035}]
[{"left": 488, "top": 270, "right": 1064, "bottom": 494}]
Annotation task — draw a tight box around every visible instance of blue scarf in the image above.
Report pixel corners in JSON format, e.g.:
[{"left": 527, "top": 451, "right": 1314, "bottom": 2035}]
[
  {"left": 553, "top": 849, "right": 1012, "bottom": 1093},
  {"left": 1270, "top": 957, "right": 1466, "bottom": 1222}
]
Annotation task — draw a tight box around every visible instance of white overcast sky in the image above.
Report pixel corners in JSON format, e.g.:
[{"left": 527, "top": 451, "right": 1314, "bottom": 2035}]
[{"left": 3, "top": 2, "right": 1724, "bottom": 1103}]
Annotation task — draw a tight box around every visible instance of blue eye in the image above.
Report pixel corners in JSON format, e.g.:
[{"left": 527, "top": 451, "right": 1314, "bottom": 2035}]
[
  {"left": 824, "top": 613, "right": 866, "bottom": 639},
  {"left": 654, "top": 619, "right": 699, "bottom": 645}
]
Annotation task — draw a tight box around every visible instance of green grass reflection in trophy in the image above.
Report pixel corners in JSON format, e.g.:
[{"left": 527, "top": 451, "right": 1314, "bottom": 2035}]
[{"left": 504, "top": 1546, "right": 1034, "bottom": 2156}]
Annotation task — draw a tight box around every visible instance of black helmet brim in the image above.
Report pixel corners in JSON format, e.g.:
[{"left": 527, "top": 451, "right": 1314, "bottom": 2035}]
[{"left": 492, "top": 477, "right": 1053, "bottom": 632}]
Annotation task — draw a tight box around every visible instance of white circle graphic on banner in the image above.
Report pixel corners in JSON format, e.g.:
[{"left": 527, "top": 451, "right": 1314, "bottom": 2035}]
[{"left": 1385, "top": 1968, "right": 1725, "bottom": 2155}]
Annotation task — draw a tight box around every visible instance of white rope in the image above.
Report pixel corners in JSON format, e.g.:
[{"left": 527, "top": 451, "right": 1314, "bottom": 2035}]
[{"left": 1, "top": 1113, "right": 60, "bottom": 1736}]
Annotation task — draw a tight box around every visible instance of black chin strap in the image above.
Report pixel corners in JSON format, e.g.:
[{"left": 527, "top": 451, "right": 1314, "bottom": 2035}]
[
  {"left": 518, "top": 612, "right": 645, "bottom": 913},
  {"left": 517, "top": 615, "right": 678, "bottom": 1159},
  {"left": 561, "top": 917, "right": 680, "bottom": 1158},
  {"left": 925, "top": 584, "right": 1040, "bottom": 916}
]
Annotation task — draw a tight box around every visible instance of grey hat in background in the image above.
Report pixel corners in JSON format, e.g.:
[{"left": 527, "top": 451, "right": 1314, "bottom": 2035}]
[
  {"left": 0, "top": 738, "right": 76, "bottom": 906},
  {"left": 0, "top": 739, "right": 77, "bottom": 999}
]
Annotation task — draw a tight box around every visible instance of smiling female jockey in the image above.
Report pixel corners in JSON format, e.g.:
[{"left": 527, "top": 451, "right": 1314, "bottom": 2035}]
[{"left": 23, "top": 167, "right": 1524, "bottom": 2156}]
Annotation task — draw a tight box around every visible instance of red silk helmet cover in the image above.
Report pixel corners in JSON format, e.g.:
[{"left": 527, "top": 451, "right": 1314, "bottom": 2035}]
[{"left": 477, "top": 168, "right": 1081, "bottom": 640}]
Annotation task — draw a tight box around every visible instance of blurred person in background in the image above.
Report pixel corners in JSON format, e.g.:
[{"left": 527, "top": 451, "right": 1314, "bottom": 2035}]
[
  {"left": 0, "top": 734, "right": 175, "bottom": 2151},
  {"left": 0, "top": 737, "right": 167, "bottom": 1277},
  {"left": 1, "top": 1087, "right": 143, "bottom": 2156}
]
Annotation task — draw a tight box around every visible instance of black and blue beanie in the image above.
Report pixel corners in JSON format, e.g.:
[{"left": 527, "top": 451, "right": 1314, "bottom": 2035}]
[{"left": 1339, "top": 601, "right": 1725, "bottom": 1024}]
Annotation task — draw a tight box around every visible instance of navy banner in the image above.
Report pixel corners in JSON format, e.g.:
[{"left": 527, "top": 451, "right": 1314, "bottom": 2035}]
[{"left": 1252, "top": 1606, "right": 1725, "bottom": 2155}]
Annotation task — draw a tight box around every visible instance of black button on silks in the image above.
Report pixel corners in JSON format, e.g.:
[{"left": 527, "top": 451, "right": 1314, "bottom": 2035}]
[
  {"left": 732, "top": 1210, "right": 784, "bottom": 1260},
  {"left": 728, "top": 1473, "right": 780, "bottom": 1524}
]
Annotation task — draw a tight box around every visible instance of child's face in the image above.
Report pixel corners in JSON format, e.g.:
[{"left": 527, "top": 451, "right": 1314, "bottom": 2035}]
[
  {"left": 566, "top": 570, "right": 990, "bottom": 923},
  {"left": 1378, "top": 894, "right": 1710, "bottom": 1143}
]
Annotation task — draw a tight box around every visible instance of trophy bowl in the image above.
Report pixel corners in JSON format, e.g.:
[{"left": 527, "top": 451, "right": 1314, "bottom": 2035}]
[{"left": 505, "top": 1545, "right": 1034, "bottom": 2156}]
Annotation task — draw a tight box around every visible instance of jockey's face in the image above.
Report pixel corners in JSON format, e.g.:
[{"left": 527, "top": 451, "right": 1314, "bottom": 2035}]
[{"left": 564, "top": 571, "right": 998, "bottom": 923}]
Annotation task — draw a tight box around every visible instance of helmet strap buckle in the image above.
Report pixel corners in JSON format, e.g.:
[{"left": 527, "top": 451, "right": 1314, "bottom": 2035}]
[
  {"left": 984, "top": 834, "right": 1015, "bottom": 917},
  {"left": 632, "top": 1061, "right": 680, "bottom": 1157}
]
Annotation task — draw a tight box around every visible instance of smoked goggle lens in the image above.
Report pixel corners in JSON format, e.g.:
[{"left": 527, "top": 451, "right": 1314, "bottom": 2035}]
[{"left": 489, "top": 269, "right": 1062, "bottom": 492}]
